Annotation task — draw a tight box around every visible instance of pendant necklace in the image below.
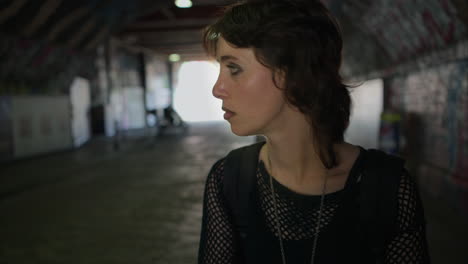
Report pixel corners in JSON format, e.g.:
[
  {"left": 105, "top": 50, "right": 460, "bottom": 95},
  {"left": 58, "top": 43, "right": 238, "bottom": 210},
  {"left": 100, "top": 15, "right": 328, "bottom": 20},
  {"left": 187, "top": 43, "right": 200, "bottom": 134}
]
[{"left": 266, "top": 148, "right": 328, "bottom": 264}]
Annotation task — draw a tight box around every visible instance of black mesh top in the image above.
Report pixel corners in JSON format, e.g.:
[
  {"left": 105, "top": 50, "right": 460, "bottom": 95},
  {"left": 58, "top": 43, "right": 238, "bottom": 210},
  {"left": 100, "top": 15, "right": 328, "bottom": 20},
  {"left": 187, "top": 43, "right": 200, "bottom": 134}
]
[{"left": 198, "top": 149, "right": 430, "bottom": 264}]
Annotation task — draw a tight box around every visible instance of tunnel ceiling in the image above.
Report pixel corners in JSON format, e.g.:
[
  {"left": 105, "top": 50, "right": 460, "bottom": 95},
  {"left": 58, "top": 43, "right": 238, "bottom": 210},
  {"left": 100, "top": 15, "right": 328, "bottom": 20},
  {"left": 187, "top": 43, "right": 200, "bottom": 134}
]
[
  {"left": 0, "top": 0, "right": 177, "bottom": 51},
  {"left": 118, "top": 0, "right": 236, "bottom": 60},
  {"left": 0, "top": 0, "right": 467, "bottom": 79}
]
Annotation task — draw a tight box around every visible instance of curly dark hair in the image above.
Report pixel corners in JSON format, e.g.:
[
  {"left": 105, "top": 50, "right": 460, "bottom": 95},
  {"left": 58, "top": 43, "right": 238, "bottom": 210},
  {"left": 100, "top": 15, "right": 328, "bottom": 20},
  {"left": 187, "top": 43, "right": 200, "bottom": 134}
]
[{"left": 203, "top": 0, "right": 351, "bottom": 169}]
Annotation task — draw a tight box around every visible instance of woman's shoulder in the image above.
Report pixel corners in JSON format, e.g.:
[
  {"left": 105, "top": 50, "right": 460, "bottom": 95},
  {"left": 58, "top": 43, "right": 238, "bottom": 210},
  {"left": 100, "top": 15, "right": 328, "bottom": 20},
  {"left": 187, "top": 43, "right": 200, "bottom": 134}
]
[
  {"left": 359, "top": 147, "right": 406, "bottom": 175},
  {"left": 210, "top": 142, "right": 264, "bottom": 177},
  {"left": 208, "top": 158, "right": 226, "bottom": 180},
  {"left": 203, "top": 158, "right": 227, "bottom": 199}
]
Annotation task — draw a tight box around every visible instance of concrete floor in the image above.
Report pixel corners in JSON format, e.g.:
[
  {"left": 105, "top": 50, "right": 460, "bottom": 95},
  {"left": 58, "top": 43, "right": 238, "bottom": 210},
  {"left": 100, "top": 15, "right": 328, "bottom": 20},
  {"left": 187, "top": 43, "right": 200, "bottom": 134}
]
[{"left": 0, "top": 122, "right": 467, "bottom": 264}]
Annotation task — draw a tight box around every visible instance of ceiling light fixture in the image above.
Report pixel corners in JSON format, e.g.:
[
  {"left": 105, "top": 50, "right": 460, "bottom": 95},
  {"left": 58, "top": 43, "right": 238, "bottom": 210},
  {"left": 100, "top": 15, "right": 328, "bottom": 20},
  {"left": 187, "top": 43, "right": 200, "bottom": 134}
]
[
  {"left": 169, "top": 54, "right": 181, "bottom": 62},
  {"left": 175, "top": 0, "right": 193, "bottom": 8}
]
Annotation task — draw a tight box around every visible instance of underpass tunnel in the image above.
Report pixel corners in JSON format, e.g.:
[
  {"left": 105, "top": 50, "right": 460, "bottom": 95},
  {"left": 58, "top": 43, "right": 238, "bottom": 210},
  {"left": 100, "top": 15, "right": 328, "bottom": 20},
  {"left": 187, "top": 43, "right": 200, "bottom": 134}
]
[{"left": 0, "top": 0, "right": 467, "bottom": 263}]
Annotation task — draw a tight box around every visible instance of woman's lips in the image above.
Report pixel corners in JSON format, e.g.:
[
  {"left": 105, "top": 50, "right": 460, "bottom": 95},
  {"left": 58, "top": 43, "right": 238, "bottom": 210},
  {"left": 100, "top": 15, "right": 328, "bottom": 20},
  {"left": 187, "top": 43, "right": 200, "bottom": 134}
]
[
  {"left": 222, "top": 107, "right": 236, "bottom": 120},
  {"left": 224, "top": 111, "right": 235, "bottom": 120}
]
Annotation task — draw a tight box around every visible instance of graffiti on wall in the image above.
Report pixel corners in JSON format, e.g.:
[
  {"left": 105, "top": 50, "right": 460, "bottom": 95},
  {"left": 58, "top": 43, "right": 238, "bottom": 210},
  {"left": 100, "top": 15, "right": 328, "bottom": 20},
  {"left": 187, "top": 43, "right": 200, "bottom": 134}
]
[
  {"left": 387, "top": 60, "right": 468, "bottom": 213},
  {"left": 0, "top": 33, "right": 96, "bottom": 95},
  {"left": 343, "top": 0, "right": 467, "bottom": 63}
]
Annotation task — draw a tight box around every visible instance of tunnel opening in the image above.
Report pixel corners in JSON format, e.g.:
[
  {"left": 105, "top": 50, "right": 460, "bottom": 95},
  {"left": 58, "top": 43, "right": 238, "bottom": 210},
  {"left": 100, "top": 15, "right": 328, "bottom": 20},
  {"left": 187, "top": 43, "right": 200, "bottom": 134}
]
[{"left": 173, "top": 61, "right": 223, "bottom": 122}]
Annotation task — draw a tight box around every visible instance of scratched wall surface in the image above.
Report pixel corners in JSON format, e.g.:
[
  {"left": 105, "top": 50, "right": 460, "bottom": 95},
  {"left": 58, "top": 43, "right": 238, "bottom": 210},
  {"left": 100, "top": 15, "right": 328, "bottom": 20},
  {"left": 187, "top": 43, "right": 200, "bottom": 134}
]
[{"left": 386, "top": 60, "right": 468, "bottom": 216}]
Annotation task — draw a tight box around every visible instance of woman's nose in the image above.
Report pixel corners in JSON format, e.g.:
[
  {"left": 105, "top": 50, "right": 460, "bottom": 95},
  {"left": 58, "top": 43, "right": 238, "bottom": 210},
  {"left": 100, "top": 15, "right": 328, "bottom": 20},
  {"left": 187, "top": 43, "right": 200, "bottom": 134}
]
[{"left": 212, "top": 76, "right": 228, "bottom": 99}]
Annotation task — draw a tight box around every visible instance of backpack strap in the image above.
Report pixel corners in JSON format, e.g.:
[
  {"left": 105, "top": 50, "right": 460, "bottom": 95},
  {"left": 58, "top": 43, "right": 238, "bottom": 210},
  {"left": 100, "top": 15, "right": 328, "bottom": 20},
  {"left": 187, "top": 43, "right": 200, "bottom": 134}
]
[
  {"left": 360, "top": 148, "right": 405, "bottom": 263},
  {"left": 223, "top": 142, "right": 265, "bottom": 244}
]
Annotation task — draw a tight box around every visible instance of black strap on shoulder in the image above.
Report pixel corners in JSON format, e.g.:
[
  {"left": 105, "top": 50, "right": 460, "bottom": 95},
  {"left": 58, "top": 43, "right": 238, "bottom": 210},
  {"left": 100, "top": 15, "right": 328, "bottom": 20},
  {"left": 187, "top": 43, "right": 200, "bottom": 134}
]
[
  {"left": 223, "top": 142, "right": 265, "bottom": 239},
  {"left": 360, "top": 148, "right": 405, "bottom": 263}
]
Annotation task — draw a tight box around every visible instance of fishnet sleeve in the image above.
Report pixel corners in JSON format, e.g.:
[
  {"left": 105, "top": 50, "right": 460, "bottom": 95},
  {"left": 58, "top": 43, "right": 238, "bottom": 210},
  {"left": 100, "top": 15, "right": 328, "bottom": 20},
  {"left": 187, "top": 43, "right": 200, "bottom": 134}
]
[
  {"left": 198, "top": 159, "right": 237, "bottom": 264},
  {"left": 385, "top": 170, "right": 431, "bottom": 264}
]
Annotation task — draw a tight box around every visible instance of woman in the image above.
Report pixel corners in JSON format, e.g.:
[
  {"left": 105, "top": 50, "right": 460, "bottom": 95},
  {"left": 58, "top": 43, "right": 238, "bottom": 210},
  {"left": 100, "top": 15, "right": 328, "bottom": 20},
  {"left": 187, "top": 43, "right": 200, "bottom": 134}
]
[{"left": 198, "top": 0, "right": 430, "bottom": 263}]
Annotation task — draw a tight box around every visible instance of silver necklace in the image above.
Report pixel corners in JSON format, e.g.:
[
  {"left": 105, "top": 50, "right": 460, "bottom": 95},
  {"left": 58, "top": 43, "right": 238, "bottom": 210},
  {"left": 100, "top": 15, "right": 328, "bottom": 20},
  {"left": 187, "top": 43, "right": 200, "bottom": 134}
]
[{"left": 266, "top": 149, "right": 328, "bottom": 264}]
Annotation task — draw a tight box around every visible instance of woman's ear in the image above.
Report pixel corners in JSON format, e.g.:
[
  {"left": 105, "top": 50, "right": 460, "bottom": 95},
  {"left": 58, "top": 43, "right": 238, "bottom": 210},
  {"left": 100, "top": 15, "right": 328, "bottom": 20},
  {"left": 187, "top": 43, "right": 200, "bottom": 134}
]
[{"left": 272, "top": 69, "right": 287, "bottom": 90}]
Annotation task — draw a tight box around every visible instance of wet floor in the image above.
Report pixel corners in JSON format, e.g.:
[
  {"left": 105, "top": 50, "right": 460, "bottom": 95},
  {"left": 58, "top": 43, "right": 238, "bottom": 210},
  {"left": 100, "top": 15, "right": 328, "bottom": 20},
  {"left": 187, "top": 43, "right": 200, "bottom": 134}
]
[
  {"left": 0, "top": 122, "right": 466, "bottom": 263},
  {"left": 0, "top": 122, "right": 253, "bottom": 264}
]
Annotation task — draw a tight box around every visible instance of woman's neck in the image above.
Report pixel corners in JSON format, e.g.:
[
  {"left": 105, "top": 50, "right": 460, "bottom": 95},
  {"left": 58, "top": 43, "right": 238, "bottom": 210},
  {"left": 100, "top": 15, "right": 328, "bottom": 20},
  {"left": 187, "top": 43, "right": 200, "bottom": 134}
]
[
  {"left": 263, "top": 137, "right": 326, "bottom": 184},
  {"left": 258, "top": 105, "right": 359, "bottom": 195},
  {"left": 259, "top": 109, "right": 329, "bottom": 188},
  {"left": 260, "top": 138, "right": 359, "bottom": 195}
]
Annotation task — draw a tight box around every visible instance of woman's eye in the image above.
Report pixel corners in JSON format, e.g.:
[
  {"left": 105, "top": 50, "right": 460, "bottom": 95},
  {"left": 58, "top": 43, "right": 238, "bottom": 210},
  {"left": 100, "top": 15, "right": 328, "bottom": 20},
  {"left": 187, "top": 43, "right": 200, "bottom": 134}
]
[{"left": 227, "top": 64, "right": 241, "bottom": 75}]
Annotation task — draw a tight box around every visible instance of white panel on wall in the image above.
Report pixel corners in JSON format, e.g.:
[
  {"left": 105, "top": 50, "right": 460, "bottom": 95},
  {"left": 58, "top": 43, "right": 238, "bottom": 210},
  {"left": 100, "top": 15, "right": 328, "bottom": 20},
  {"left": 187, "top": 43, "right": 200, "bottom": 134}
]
[
  {"left": 12, "top": 96, "right": 73, "bottom": 158},
  {"left": 105, "top": 103, "right": 116, "bottom": 137},
  {"left": 345, "top": 78, "right": 384, "bottom": 149},
  {"left": 109, "top": 90, "right": 123, "bottom": 134},
  {"left": 123, "top": 87, "right": 145, "bottom": 130},
  {"left": 70, "top": 77, "right": 91, "bottom": 147}
]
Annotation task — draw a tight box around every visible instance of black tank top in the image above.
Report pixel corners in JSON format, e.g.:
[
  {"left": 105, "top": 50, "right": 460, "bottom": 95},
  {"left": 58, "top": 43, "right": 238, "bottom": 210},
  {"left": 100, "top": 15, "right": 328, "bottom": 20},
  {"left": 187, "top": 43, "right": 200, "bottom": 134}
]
[{"left": 242, "top": 152, "right": 376, "bottom": 264}]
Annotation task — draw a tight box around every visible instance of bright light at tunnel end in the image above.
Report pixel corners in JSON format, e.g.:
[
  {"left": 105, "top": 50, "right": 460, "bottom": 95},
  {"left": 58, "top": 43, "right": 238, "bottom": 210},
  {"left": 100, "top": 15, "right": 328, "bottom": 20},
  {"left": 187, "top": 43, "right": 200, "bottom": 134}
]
[{"left": 175, "top": 0, "right": 193, "bottom": 8}]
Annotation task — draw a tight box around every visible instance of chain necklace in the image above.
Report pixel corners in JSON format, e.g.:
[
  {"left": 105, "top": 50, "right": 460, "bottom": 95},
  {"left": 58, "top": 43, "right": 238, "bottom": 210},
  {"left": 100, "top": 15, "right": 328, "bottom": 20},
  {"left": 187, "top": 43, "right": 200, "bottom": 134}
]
[{"left": 266, "top": 148, "right": 328, "bottom": 264}]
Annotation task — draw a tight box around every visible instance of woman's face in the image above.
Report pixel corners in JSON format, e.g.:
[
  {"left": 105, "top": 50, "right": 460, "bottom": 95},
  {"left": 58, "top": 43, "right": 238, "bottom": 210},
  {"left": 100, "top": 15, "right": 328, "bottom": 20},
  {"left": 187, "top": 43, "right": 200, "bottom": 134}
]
[{"left": 212, "top": 37, "right": 288, "bottom": 136}]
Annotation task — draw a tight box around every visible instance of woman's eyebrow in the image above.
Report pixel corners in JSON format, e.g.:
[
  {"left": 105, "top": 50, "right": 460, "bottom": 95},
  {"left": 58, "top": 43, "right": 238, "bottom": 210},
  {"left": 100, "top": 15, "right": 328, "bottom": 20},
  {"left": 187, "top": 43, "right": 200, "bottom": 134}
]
[{"left": 217, "top": 55, "right": 239, "bottom": 63}]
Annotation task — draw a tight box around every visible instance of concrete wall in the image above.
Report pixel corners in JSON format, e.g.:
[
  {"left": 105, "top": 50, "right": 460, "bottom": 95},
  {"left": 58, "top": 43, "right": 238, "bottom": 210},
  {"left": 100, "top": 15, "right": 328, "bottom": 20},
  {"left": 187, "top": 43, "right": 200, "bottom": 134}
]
[
  {"left": 0, "top": 32, "right": 96, "bottom": 158},
  {"left": 385, "top": 59, "right": 468, "bottom": 217}
]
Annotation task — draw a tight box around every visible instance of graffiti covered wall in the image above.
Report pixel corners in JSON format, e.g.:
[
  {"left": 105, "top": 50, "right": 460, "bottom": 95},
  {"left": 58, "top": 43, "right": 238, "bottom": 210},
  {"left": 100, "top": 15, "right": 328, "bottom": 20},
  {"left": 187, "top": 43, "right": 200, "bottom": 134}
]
[
  {"left": 340, "top": 0, "right": 468, "bottom": 79},
  {"left": 0, "top": 33, "right": 96, "bottom": 95},
  {"left": 386, "top": 60, "right": 468, "bottom": 216},
  {"left": 105, "top": 43, "right": 146, "bottom": 134}
]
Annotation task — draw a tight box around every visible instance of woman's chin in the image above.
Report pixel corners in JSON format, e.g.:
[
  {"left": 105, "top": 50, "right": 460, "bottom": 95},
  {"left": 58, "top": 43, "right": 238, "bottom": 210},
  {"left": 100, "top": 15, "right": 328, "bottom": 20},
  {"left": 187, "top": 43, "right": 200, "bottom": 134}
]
[{"left": 230, "top": 124, "right": 257, "bottom": 137}]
